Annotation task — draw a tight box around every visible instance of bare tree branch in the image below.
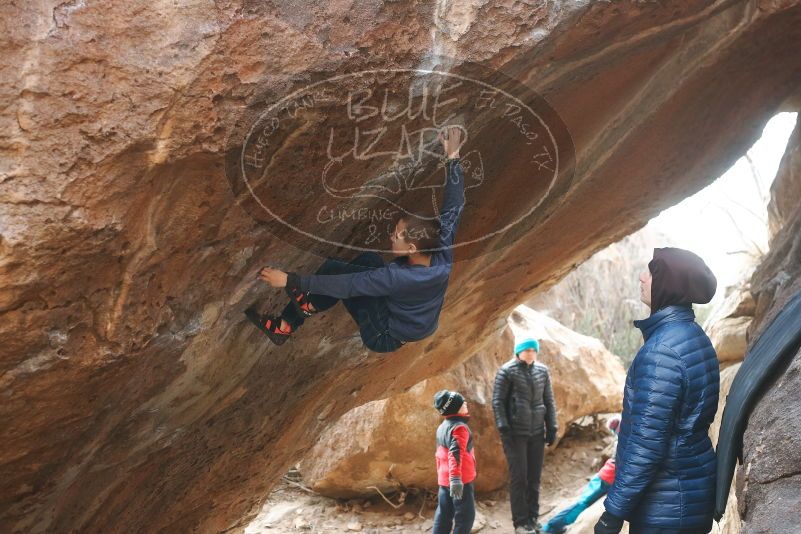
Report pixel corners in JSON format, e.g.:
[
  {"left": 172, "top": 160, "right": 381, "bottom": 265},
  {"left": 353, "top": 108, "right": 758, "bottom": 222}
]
[{"left": 366, "top": 486, "right": 404, "bottom": 509}]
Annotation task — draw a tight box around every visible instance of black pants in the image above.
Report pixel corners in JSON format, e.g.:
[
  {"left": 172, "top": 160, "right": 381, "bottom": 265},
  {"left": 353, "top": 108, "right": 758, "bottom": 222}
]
[
  {"left": 281, "top": 252, "right": 404, "bottom": 353},
  {"left": 502, "top": 434, "right": 545, "bottom": 527},
  {"left": 433, "top": 483, "right": 475, "bottom": 534}
]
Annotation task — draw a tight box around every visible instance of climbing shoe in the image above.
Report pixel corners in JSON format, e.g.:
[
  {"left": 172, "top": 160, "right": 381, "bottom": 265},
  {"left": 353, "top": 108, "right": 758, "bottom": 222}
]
[
  {"left": 284, "top": 272, "right": 316, "bottom": 318},
  {"left": 245, "top": 308, "right": 291, "bottom": 346}
]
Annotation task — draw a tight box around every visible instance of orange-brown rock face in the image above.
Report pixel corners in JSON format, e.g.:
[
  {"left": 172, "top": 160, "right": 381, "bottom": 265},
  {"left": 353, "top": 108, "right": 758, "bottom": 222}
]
[{"left": 2, "top": 1, "right": 801, "bottom": 532}]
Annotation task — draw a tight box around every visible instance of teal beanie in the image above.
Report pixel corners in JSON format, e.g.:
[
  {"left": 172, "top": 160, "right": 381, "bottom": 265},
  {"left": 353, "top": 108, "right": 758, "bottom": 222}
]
[{"left": 514, "top": 338, "right": 540, "bottom": 355}]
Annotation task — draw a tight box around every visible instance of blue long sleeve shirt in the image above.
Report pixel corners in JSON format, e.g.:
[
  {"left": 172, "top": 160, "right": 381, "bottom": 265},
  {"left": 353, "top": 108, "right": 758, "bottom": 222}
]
[{"left": 300, "top": 158, "right": 465, "bottom": 341}]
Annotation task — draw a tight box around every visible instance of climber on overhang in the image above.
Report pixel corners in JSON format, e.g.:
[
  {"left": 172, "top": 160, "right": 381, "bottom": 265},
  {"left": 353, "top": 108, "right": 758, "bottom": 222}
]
[{"left": 244, "top": 125, "right": 466, "bottom": 353}]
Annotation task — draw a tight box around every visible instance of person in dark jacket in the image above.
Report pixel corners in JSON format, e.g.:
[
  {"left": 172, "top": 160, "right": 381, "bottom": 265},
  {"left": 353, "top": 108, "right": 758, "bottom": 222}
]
[
  {"left": 595, "top": 247, "right": 720, "bottom": 534},
  {"left": 433, "top": 390, "right": 477, "bottom": 534},
  {"left": 245, "top": 126, "right": 466, "bottom": 352},
  {"left": 493, "top": 338, "right": 558, "bottom": 534}
]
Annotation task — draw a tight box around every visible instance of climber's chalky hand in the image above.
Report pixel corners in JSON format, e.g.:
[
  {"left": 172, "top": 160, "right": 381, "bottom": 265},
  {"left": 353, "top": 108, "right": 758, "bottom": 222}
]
[
  {"left": 259, "top": 267, "right": 288, "bottom": 288},
  {"left": 438, "top": 125, "right": 463, "bottom": 160}
]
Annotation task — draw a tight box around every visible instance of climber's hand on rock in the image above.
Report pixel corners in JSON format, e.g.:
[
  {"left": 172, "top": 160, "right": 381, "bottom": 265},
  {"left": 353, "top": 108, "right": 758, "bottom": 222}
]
[
  {"left": 259, "top": 267, "right": 288, "bottom": 288},
  {"left": 438, "top": 125, "right": 464, "bottom": 159}
]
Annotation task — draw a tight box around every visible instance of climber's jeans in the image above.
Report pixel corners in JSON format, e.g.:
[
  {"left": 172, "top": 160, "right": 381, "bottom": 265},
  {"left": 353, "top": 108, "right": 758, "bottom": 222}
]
[
  {"left": 433, "top": 482, "right": 475, "bottom": 534},
  {"left": 502, "top": 434, "right": 545, "bottom": 527},
  {"left": 280, "top": 253, "right": 404, "bottom": 353}
]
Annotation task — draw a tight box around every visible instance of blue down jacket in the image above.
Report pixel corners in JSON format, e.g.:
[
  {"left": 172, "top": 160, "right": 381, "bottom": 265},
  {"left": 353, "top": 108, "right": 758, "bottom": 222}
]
[{"left": 604, "top": 305, "right": 720, "bottom": 529}]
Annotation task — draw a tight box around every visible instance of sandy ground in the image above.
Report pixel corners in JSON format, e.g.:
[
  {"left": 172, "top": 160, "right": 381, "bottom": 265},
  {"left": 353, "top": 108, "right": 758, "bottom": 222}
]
[{"left": 246, "top": 419, "right": 625, "bottom": 534}]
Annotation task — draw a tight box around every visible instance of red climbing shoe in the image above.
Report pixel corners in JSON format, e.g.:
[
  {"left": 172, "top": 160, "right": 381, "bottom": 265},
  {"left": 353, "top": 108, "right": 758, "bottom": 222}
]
[
  {"left": 289, "top": 291, "right": 316, "bottom": 318},
  {"left": 245, "top": 308, "right": 291, "bottom": 346},
  {"left": 285, "top": 272, "right": 316, "bottom": 318}
]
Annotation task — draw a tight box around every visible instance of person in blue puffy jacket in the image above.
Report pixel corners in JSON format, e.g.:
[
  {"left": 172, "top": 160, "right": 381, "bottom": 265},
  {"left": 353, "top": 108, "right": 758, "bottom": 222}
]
[{"left": 595, "top": 247, "right": 720, "bottom": 534}]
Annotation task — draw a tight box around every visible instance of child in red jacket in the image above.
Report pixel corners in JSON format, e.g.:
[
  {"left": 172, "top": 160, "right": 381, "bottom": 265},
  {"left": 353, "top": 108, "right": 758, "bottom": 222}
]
[{"left": 433, "top": 390, "right": 476, "bottom": 534}]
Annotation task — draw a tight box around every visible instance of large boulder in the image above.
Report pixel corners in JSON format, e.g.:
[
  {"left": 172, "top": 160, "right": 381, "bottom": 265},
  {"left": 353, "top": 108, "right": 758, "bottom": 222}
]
[
  {"left": 3, "top": 1, "right": 801, "bottom": 531},
  {"left": 299, "top": 307, "right": 624, "bottom": 496},
  {"left": 705, "top": 282, "right": 756, "bottom": 367},
  {"left": 738, "top": 116, "right": 801, "bottom": 534}
]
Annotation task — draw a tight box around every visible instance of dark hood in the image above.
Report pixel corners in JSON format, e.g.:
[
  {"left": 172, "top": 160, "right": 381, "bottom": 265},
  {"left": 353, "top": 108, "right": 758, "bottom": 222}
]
[{"left": 648, "top": 247, "right": 717, "bottom": 312}]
